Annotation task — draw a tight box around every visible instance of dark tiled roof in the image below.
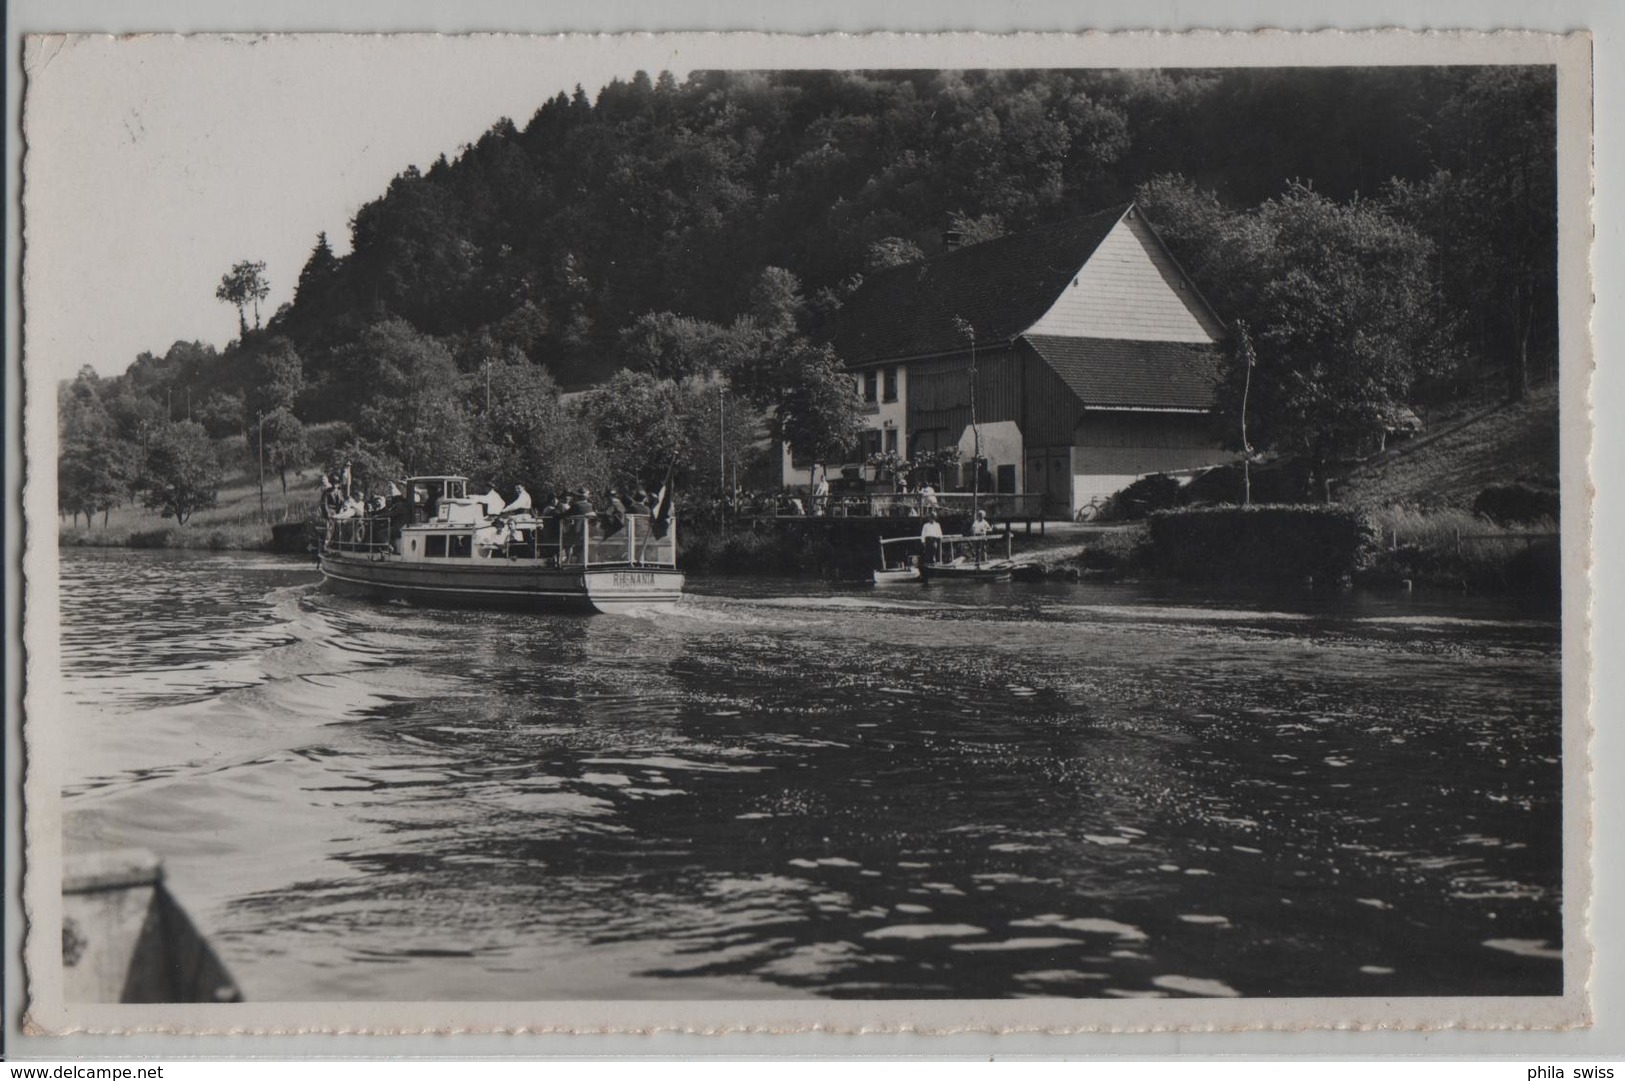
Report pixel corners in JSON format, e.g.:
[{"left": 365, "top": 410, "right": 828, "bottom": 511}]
[
  {"left": 1024, "top": 335, "right": 1222, "bottom": 411},
  {"left": 834, "top": 204, "right": 1131, "bottom": 365}
]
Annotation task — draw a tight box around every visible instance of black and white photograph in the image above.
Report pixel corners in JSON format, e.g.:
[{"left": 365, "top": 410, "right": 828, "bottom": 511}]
[{"left": 17, "top": 30, "right": 1592, "bottom": 1035}]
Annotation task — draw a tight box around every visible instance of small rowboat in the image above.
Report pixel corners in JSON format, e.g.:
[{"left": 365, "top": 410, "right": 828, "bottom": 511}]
[{"left": 874, "top": 535, "right": 923, "bottom": 585}]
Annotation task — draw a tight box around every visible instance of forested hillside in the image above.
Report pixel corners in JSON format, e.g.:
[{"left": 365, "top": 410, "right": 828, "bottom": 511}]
[{"left": 58, "top": 65, "right": 1558, "bottom": 525}]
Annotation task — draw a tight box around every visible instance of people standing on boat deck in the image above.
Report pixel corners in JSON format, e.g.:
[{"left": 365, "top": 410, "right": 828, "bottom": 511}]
[
  {"left": 500, "top": 484, "right": 532, "bottom": 516},
  {"left": 627, "top": 489, "right": 652, "bottom": 516},
  {"left": 319, "top": 476, "right": 344, "bottom": 518},
  {"left": 920, "top": 509, "right": 944, "bottom": 565},
  {"left": 602, "top": 489, "right": 629, "bottom": 536},
  {"left": 970, "top": 509, "right": 993, "bottom": 536}
]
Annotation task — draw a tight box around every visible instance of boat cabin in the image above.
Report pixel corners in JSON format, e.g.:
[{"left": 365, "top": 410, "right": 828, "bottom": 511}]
[{"left": 323, "top": 474, "right": 678, "bottom": 570}]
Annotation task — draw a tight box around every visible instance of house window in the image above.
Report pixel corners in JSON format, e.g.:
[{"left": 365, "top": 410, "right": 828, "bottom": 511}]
[
  {"left": 882, "top": 366, "right": 898, "bottom": 403},
  {"left": 885, "top": 428, "right": 898, "bottom": 453},
  {"left": 863, "top": 370, "right": 878, "bottom": 403},
  {"left": 861, "top": 430, "right": 883, "bottom": 458},
  {"left": 425, "top": 534, "right": 448, "bottom": 558}
]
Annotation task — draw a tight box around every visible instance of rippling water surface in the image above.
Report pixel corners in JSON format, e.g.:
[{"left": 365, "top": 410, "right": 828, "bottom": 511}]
[{"left": 57, "top": 548, "right": 1564, "bottom": 1001}]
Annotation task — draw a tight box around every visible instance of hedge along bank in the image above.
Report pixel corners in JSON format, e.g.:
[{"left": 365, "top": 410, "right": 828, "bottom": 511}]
[{"left": 1145, "top": 504, "right": 1376, "bottom": 587}]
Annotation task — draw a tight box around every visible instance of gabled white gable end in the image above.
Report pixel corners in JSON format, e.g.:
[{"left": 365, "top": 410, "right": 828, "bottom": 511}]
[{"left": 1024, "top": 210, "right": 1224, "bottom": 344}]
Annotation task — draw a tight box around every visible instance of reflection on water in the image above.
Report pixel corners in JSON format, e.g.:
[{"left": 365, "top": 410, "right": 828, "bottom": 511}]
[{"left": 57, "top": 549, "right": 1563, "bottom": 1001}]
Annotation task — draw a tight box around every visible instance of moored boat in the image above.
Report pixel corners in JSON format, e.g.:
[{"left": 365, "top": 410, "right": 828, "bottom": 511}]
[
  {"left": 874, "top": 535, "right": 924, "bottom": 585},
  {"left": 319, "top": 476, "right": 683, "bottom": 615},
  {"left": 925, "top": 531, "right": 1017, "bottom": 582},
  {"left": 872, "top": 530, "right": 1018, "bottom": 584}
]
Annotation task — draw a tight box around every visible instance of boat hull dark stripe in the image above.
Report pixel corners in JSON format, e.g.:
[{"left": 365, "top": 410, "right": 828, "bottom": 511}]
[{"left": 320, "top": 554, "right": 683, "bottom": 614}]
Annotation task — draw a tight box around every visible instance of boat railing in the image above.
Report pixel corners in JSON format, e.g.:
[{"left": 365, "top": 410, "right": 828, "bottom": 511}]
[
  {"left": 583, "top": 513, "right": 679, "bottom": 569},
  {"left": 325, "top": 514, "right": 395, "bottom": 556},
  {"left": 328, "top": 512, "right": 679, "bottom": 568},
  {"left": 940, "top": 530, "right": 1013, "bottom": 565},
  {"left": 484, "top": 513, "right": 678, "bottom": 569}
]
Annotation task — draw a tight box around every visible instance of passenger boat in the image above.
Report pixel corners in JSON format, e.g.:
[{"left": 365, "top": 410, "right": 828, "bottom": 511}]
[{"left": 319, "top": 476, "right": 684, "bottom": 614}]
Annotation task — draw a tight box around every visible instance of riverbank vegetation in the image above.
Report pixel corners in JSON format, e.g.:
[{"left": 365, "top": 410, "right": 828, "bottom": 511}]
[
  {"left": 59, "top": 472, "right": 310, "bottom": 551},
  {"left": 57, "top": 67, "right": 1558, "bottom": 594}
]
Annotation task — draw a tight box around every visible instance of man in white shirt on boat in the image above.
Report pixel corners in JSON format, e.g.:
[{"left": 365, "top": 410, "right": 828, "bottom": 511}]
[
  {"left": 920, "top": 509, "right": 943, "bottom": 565},
  {"left": 500, "top": 484, "right": 532, "bottom": 516}
]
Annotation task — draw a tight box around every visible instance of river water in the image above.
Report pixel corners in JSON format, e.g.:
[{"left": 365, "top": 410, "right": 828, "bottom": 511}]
[{"left": 55, "top": 548, "right": 1564, "bottom": 1001}]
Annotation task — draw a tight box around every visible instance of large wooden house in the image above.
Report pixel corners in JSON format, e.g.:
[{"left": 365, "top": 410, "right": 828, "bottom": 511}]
[{"left": 784, "top": 203, "right": 1237, "bottom": 515}]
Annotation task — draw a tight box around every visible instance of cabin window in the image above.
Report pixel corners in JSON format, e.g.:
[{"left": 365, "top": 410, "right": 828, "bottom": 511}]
[
  {"left": 863, "top": 370, "right": 878, "bottom": 402},
  {"left": 882, "top": 366, "right": 898, "bottom": 402},
  {"left": 425, "top": 535, "right": 447, "bottom": 558},
  {"left": 449, "top": 534, "right": 473, "bottom": 558}
]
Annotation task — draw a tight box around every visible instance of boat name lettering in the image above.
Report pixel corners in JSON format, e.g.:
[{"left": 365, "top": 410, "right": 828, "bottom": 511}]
[{"left": 613, "top": 572, "right": 658, "bottom": 586}]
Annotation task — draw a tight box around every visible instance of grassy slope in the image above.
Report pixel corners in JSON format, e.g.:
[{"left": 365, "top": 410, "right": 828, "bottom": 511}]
[
  {"left": 59, "top": 469, "right": 318, "bottom": 549},
  {"left": 1338, "top": 383, "right": 1560, "bottom": 509}
]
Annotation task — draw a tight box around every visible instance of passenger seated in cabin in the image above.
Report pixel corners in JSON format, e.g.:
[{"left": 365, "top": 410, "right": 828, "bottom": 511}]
[{"left": 920, "top": 510, "right": 944, "bottom": 564}]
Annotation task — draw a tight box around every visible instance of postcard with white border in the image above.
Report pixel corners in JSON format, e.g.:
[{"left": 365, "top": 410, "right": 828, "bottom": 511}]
[{"left": 19, "top": 29, "right": 1594, "bottom": 1036}]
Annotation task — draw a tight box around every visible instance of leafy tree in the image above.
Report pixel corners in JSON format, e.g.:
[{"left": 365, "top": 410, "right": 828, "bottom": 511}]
[
  {"left": 618, "top": 312, "right": 731, "bottom": 381},
  {"left": 58, "top": 438, "right": 135, "bottom": 528},
  {"left": 295, "top": 232, "right": 341, "bottom": 306},
  {"left": 774, "top": 344, "right": 865, "bottom": 485},
  {"left": 193, "top": 390, "right": 246, "bottom": 439},
  {"left": 249, "top": 406, "right": 309, "bottom": 494},
  {"left": 677, "top": 376, "right": 762, "bottom": 496},
  {"left": 466, "top": 354, "right": 607, "bottom": 495},
  {"left": 350, "top": 319, "right": 476, "bottom": 475},
  {"left": 579, "top": 369, "right": 688, "bottom": 489},
  {"left": 216, "top": 260, "right": 271, "bottom": 338},
  {"left": 139, "top": 421, "right": 221, "bottom": 524},
  {"left": 1390, "top": 67, "right": 1556, "bottom": 401},
  {"left": 864, "top": 237, "right": 924, "bottom": 271},
  {"left": 244, "top": 336, "right": 307, "bottom": 419},
  {"left": 1149, "top": 182, "right": 1442, "bottom": 498}
]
